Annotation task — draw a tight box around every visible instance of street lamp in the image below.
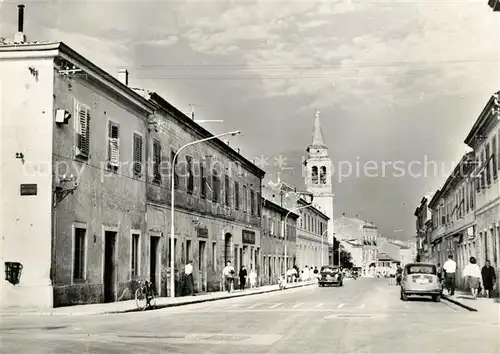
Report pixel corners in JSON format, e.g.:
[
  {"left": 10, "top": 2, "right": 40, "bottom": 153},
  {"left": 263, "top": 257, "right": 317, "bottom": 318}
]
[
  {"left": 169, "top": 130, "right": 241, "bottom": 298},
  {"left": 284, "top": 204, "right": 313, "bottom": 284},
  {"left": 321, "top": 229, "right": 328, "bottom": 266}
]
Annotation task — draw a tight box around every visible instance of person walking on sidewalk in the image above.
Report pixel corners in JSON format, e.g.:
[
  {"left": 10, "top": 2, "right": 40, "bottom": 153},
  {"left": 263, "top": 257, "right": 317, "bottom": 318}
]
[
  {"left": 239, "top": 266, "right": 247, "bottom": 290},
  {"left": 463, "top": 256, "right": 482, "bottom": 299},
  {"left": 223, "top": 261, "right": 235, "bottom": 293},
  {"left": 249, "top": 267, "right": 257, "bottom": 289},
  {"left": 443, "top": 255, "right": 457, "bottom": 296},
  {"left": 481, "top": 260, "right": 496, "bottom": 298},
  {"left": 184, "top": 260, "right": 195, "bottom": 296}
]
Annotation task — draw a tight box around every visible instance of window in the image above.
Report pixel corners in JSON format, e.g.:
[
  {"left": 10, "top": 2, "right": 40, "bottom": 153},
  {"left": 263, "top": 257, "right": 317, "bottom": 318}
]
[
  {"left": 320, "top": 166, "right": 327, "bottom": 184},
  {"left": 171, "top": 150, "right": 179, "bottom": 188},
  {"left": 481, "top": 151, "right": 486, "bottom": 188},
  {"left": 212, "top": 170, "right": 220, "bottom": 203},
  {"left": 486, "top": 143, "right": 491, "bottom": 185},
  {"left": 493, "top": 137, "right": 498, "bottom": 179},
  {"left": 257, "top": 192, "right": 261, "bottom": 216},
  {"left": 200, "top": 162, "right": 206, "bottom": 198},
  {"left": 75, "top": 102, "right": 90, "bottom": 158},
  {"left": 186, "top": 156, "right": 194, "bottom": 194},
  {"left": 243, "top": 185, "right": 247, "bottom": 212},
  {"left": 107, "top": 121, "right": 120, "bottom": 170},
  {"left": 131, "top": 233, "right": 140, "bottom": 277},
  {"left": 73, "top": 227, "right": 86, "bottom": 280},
  {"left": 212, "top": 242, "right": 217, "bottom": 271},
  {"left": 153, "top": 139, "right": 161, "bottom": 184},
  {"left": 312, "top": 166, "right": 318, "bottom": 184},
  {"left": 132, "top": 133, "right": 143, "bottom": 176},
  {"left": 470, "top": 181, "right": 475, "bottom": 210},
  {"left": 186, "top": 239, "right": 191, "bottom": 262},
  {"left": 250, "top": 190, "right": 255, "bottom": 215},
  {"left": 225, "top": 175, "right": 230, "bottom": 206},
  {"left": 234, "top": 181, "right": 240, "bottom": 210}
]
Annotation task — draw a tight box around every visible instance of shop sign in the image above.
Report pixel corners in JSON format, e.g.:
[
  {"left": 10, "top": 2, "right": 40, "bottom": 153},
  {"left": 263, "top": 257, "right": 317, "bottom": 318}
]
[
  {"left": 242, "top": 230, "right": 255, "bottom": 244},
  {"left": 197, "top": 227, "right": 208, "bottom": 238}
]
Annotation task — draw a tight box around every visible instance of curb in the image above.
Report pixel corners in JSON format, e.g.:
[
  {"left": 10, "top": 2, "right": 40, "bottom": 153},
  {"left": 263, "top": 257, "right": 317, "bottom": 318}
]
[
  {"left": 442, "top": 295, "right": 478, "bottom": 312},
  {"left": 117, "top": 281, "right": 317, "bottom": 314},
  {"left": 1, "top": 281, "right": 316, "bottom": 317}
]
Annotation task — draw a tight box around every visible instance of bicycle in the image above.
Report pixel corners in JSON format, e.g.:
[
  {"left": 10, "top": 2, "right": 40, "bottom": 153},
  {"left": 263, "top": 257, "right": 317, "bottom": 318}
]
[{"left": 135, "top": 280, "right": 156, "bottom": 310}]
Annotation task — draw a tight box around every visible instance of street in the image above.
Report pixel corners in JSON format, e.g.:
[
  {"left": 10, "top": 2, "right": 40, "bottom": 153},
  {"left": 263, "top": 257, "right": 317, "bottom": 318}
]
[{"left": 1, "top": 278, "right": 498, "bottom": 354}]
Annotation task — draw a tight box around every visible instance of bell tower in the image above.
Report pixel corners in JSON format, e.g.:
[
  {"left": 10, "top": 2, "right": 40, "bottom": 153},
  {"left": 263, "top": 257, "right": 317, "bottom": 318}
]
[{"left": 304, "top": 111, "right": 334, "bottom": 244}]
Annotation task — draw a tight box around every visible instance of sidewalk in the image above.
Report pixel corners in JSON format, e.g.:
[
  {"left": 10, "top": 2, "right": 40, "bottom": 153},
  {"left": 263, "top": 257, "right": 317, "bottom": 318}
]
[
  {"left": 442, "top": 290, "right": 500, "bottom": 314},
  {"left": 1, "top": 280, "right": 316, "bottom": 317}
]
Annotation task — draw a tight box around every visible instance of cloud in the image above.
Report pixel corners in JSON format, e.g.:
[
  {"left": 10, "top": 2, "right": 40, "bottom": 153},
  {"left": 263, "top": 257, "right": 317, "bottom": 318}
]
[{"left": 137, "top": 35, "right": 179, "bottom": 47}]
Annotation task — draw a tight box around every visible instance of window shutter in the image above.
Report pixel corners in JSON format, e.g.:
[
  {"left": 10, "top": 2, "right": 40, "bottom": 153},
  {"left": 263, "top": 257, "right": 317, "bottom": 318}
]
[
  {"left": 108, "top": 123, "right": 120, "bottom": 166},
  {"left": 76, "top": 105, "right": 90, "bottom": 157},
  {"left": 133, "top": 133, "right": 143, "bottom": 175},
  {"left": 153, "top": 140, "right": 161, "bottom": 183}
]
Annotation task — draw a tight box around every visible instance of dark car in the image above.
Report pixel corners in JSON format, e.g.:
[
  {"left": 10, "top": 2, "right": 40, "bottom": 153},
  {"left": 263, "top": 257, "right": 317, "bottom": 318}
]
[{"left": 318, "top": 265, "right": 343, "bottom": 287}]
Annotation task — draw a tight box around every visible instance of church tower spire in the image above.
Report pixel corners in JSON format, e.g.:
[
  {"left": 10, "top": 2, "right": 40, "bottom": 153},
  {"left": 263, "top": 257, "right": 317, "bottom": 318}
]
[
  {"left": 304, "top": 110, "right": 334, "bottom": 253},
  {"left": 311, "top": 111, "right": 327, "bottom": 148}
]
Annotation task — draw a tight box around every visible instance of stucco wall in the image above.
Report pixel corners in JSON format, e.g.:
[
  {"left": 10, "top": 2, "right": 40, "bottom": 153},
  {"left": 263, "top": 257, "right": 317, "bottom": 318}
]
[
  {"left": 1, "top": 57, "right": 55, "bottom": 309},
  {"left": 50, "top": 71, "right": 150, "bottom": 307}
]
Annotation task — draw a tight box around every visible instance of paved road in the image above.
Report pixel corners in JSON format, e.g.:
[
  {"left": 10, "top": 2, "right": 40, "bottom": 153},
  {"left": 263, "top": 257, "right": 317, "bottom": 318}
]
[{"left": 1, "top": 278, "right": 499, "bottom": 353}]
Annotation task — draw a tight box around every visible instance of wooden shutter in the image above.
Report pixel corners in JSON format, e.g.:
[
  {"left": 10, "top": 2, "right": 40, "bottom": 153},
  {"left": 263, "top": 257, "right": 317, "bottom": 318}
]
[
  {"left": 153, "top": 139, "right": 161, "bottom": 183},
  {"left": 133, "top": 133, "right": 143, "bottom": 175},
  {"left": 108, "top": 122, "right": 119, "bottom": 166},
  {"left": 76, "top": 104, "right": 90, "bottom": 158}
]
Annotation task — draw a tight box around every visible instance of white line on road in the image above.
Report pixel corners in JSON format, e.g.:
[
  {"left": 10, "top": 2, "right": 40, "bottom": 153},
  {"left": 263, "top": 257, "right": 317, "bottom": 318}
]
[
  {"left": 315, "top": 303, "right": 324, "bottom": 308},
  {"left": 359, "top": 304, "right": 366, "bottom": 309},
  {"left": 292, "top": 303, "right": 303, "bottom": 308},
  {"left": 270, "top": 303, "right": 283, "bottom": 308},
  {"left": 336, "top": 303, "right": 345, "bottom": 308},
  {"left": 247, "top": 303, "right": 260, "bottom": 309},
  {"left": 226, "top": 304, "right": 240, "bottom": 308}
]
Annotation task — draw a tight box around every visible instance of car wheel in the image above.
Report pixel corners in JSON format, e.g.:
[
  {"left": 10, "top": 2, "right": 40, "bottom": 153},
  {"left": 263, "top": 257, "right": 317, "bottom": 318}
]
[
  {"left": 432, "top": 295, "right": 441, "bottom": 302},
  {"left": 401, "top": 291, "right": 408, "bottom": 301},
  {"left": 339, "top": 281, "right": 343, "bottom": 287}
]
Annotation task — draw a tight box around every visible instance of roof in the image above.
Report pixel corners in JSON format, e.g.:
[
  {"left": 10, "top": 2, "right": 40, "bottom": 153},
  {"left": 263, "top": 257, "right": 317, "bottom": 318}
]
[
  {"left": 428, "top": 189, "right": 442, "bottom": 209},
  {"left": 0, "top": 40, "right": 265, "bottom": 179},
  {"left": 297, "top": 198, "right": 330, "bottom": 220},
  {"left": 262, "top": 198, "right": 299, "bottom": 219},
  {"left": 149, "top": 92, "right": 265, "bottom": 178},
  {"left": 377, "top": 252, "right": 398, "bottom": 262},
  {"left": 464, "top": 91, "right": 500, "bottom": 147},
  {"left": 309, "top": 111, "right": 327, "bottom": 148},
  {"left": 0, "top": 41, "right": 156, "bottom": 115},
  {"left": 440, "top": 152, "right": 475, "bottom": 197}
]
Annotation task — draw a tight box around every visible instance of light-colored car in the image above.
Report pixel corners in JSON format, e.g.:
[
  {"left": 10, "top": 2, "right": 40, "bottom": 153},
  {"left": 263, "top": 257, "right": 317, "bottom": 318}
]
[{"left": 400, "top": 263, "right": 441, "bottom": 302}]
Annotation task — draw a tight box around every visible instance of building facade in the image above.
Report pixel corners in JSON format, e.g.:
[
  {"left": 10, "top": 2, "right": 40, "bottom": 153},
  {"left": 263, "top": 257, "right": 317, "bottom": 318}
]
[
  {"left": 0, "top": 25, "right": 265, "bottom": 308},
  {"left": 144, "top": 92, "right": 265, "bottom": 295},
  {"left": 333, "top": 216, "right": 379, "bottom": 275},
  {"left": 261, "top": 198, "right": 298, "bottom": 284},
  {"left": 463, "top": 92, "right": 500, "bottom": 284},
  {"left": 295, "top": 198, "right": 330, "bottom": 268},
  {"left": 0, "top": 40, "right": 157, "bottom": 308},
  {"left": 414, "top": 195, "right": 432, "bottom": 262}
]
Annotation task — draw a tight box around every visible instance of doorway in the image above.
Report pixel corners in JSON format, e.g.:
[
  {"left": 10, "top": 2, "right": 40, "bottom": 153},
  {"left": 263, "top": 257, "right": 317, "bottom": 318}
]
[
  {"left": 103, "top": 231, "right": 117, "bottom": 303},
  {"left": 198, "top": 240, "right": 206, "bottom": 292},
  {"left": 150, "top": 236, "right": 160, "bottom": 294},
  {"left": 224, "top": 233, "right": 232, "bottom": 265}
]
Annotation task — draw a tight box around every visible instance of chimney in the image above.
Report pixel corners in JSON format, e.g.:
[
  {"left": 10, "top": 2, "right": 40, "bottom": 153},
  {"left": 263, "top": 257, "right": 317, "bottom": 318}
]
[
  {"left": 14, "top": 5, "right": 26, "bottom": 43},
  {"left": 118, "top": 69, "right": 129, "bottom": 86}
]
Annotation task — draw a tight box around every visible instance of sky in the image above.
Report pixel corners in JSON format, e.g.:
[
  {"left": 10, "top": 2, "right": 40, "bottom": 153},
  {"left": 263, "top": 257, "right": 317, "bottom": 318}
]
[{"left": 1, "top": 0, "right": 499, "bottom": 240}]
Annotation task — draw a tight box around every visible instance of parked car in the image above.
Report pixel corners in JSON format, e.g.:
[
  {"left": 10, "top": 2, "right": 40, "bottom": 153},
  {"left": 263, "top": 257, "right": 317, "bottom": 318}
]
[
  {"left": 400, "top": 263, "right": 441, "bottom": 302},
  {"left": 318, "top": 265, "right": 343, "bottom": 287}
]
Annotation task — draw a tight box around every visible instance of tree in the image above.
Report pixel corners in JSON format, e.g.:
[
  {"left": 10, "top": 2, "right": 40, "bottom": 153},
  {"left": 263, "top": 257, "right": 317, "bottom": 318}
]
[{"left": 340, "top": 250, "right": 353, "bottom": 269}]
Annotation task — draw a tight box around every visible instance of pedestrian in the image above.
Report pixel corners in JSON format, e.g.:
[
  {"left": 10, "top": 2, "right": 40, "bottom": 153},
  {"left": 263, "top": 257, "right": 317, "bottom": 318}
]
[
  {"left": 249, "top": 267, "right": 257, "bottom": 289},
  {"left": 223, "top": 261, "right": 235, "bottom": 293},
  {"left": 396, "top": 264, "right": 403, "bottom": 286},
  {"left": 442, "top": 255, "right": 457, "bottom": 296},
  {"left": 463, "top": 256, "right": 482, "bottom": 299},
  {"left": 184, "top": 260, "right": 195, "bottom": 296},
  {"left": 239, "top": 266, "right": 247, "bottom": 290},
  {"left": 481, "top": 260, "right": 497, "bottom": 298}
]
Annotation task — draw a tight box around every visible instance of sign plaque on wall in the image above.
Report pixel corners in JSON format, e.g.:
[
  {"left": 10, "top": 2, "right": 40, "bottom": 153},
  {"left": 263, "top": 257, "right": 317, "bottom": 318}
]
[
  {"left": 197, "top": 227, "right": 208, "bottom": 239},
  {"left": 20, "top": 184, "right": 37, "bottom": 196},
  {"left": 242, "top": 230, "right": 256, "bottom": 244}
]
